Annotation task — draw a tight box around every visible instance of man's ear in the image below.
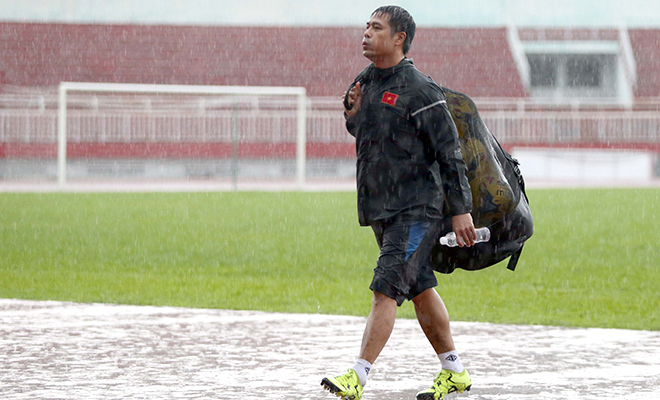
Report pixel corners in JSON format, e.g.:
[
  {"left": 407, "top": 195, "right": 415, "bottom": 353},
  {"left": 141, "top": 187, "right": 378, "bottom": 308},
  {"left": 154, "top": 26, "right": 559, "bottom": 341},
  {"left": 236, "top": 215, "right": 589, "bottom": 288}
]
[{"left": 394, "top": 31, "right": 407, "bottom": 48}]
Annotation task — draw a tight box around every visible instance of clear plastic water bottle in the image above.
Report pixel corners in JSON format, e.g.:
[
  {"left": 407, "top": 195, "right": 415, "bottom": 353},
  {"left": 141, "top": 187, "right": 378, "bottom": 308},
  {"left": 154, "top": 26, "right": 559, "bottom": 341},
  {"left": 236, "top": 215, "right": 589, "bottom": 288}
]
[{"left": 439, "top": 227, "right": 491, "bottom": 247}]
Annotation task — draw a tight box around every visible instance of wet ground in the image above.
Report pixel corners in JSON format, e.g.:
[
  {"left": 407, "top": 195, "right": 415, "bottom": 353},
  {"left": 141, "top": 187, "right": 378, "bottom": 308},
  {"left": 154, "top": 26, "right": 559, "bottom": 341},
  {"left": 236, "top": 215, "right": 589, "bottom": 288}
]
[{"left": 1, "top": 299, "right": 659, "bottom": 399}]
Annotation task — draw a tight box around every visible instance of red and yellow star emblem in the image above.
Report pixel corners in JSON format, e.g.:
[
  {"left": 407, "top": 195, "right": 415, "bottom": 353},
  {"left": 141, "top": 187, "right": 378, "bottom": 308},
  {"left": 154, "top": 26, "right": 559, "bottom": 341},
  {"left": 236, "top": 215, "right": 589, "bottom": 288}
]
[{"left": 381, "top": 91, "right": 399, "bottom": 106}]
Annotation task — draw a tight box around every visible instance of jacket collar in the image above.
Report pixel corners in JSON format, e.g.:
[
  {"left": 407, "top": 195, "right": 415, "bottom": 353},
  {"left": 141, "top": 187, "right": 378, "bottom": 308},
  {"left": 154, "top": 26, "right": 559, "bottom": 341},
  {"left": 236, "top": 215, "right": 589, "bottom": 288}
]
[{"left": 366, "top": 58, "right": 414, "bottom": 81}]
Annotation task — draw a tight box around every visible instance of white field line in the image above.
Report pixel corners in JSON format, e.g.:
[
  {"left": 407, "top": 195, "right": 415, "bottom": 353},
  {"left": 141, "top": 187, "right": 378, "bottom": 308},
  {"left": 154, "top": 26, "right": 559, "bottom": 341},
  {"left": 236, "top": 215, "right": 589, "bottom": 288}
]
[{"left": 1, "top": 178, "right": 660, "bottom": 193}]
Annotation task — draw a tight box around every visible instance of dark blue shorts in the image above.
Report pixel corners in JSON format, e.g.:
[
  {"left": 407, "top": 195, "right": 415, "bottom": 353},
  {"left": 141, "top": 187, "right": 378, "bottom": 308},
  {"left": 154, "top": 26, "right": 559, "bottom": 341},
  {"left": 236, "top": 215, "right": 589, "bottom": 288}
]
[{"left": 369, "top": 218, "right": 441, "bottom": 306}]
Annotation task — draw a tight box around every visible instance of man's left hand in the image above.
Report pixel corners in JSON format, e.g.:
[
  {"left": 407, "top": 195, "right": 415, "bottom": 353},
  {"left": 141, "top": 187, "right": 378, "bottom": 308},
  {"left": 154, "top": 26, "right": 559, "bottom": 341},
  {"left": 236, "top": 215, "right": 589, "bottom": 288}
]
[{"left": 452, "top": 213, "right": 477, "bottom": 247}]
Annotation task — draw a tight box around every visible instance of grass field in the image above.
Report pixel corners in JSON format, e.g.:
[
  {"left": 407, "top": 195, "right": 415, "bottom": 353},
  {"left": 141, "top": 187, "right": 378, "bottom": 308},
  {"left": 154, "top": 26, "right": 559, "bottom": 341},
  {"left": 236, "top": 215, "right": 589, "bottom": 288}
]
[{"left": 1, "top": 188, "right": 658, "bottom": 330}]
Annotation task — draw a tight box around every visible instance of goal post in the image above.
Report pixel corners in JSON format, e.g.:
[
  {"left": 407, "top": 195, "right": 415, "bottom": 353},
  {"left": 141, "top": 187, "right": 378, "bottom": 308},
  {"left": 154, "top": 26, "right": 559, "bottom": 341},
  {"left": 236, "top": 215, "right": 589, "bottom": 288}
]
[{"left": 57, "top": 82, "right": 308, "bottom": 188}]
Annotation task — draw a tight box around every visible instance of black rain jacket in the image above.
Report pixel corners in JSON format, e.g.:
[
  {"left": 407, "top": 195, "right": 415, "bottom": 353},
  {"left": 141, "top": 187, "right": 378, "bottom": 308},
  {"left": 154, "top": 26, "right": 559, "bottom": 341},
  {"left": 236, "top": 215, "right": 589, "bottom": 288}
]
[{"left": 345, "top": 58, "right": 472, "bottom": 226}]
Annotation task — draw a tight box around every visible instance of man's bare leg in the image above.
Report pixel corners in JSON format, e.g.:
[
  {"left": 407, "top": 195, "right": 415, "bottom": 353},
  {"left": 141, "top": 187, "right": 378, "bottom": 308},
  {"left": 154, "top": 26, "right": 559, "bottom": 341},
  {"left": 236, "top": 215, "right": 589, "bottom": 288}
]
[
  {"left": 358, "top": 290, "right": 398, "bottom": 364},
  {"left": 412, "top": 287, "right": 455, "bottom": 355},
  {"left": 413, "top": 288, "right": 471, "bottom": 400}
]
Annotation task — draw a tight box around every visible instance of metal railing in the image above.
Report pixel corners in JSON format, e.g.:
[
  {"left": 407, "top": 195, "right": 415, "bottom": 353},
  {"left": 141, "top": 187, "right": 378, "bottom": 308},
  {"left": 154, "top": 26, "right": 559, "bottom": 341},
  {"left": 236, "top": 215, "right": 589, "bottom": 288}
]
[{"left": 1, "top": 95, "right": 659, "bottom": 149}]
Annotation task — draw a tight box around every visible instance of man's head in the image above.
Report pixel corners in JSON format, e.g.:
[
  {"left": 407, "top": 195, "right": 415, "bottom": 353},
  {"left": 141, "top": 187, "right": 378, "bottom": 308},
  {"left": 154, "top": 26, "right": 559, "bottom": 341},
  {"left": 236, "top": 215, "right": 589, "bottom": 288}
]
[{"left": 362, "top": 6, "right": 416, "bottom": 67}]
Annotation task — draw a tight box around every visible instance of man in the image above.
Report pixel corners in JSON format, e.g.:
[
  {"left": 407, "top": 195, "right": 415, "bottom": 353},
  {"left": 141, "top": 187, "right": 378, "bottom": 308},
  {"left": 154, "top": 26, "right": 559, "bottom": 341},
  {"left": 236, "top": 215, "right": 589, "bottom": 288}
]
[{"left": 321, "top": 6, "right": 477, "bottom": 400}]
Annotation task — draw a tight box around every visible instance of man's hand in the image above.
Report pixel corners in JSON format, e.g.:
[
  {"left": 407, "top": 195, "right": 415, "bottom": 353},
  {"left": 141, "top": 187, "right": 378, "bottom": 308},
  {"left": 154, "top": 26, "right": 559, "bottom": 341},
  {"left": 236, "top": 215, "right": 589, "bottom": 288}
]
[
  {"left": 342, "top": 82, "right": 362, "bottom": 118},
  {"left": 452, "top": 213, "right": 477, "bottom": 247}
]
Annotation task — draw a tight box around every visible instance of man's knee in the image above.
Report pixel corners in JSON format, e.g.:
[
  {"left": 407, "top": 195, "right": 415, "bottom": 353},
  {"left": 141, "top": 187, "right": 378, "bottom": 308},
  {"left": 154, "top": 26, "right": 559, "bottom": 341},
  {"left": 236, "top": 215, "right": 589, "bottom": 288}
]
[
  {"left": 411, "top": 287, "right": 437, "bottom": 307},
  {"left": 372, "top": 290, "right": 397, "bottom": 307}
]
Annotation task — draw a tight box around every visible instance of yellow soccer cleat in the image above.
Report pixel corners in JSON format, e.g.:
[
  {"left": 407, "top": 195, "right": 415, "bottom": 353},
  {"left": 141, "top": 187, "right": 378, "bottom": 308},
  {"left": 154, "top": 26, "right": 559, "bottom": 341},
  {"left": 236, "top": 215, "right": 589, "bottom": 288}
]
[
  {"left": 321, "top": 369, "right": 364, "bottom": 400},
  {"left": 416, "top": 369, "right": 472, "bottom": 400}
]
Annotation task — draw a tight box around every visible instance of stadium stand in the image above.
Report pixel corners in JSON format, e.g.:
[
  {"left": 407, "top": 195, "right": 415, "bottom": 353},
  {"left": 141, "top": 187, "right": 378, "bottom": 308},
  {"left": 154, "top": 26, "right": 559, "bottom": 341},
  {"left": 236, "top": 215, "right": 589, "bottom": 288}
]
[
  {"left": 0, "top": 24, "right": 527, "bottom": 97},
  {"left": 0, "top": 23, "right": 658, "bottom": 181}
]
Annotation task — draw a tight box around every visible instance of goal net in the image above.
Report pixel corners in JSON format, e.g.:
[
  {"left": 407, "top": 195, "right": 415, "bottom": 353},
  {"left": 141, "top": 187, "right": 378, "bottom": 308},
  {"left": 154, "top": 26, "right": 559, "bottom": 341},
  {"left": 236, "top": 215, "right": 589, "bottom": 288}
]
[{"left": 53, "top": 82, "right": 312, "bottom": 189}]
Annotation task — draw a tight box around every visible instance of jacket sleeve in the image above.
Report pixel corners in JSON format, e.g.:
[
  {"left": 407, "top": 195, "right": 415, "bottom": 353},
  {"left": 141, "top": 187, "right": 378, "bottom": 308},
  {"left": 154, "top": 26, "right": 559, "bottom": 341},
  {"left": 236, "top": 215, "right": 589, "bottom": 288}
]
[
  {"left": 411, "top": 88, "right": 473, "bottom": 216},
  {"left": 343, "top": 69, "right": 369, "bottom": 138},
  {"left": 344, "top": 111, "right": 357, "bottom": 137}
]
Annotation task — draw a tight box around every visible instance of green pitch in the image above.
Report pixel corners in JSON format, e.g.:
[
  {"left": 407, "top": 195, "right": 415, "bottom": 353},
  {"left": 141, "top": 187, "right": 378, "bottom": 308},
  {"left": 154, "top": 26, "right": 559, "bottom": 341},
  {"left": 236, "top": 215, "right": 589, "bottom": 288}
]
[{"left": 1, "top": 188, "right": 658, "bottom": 330}]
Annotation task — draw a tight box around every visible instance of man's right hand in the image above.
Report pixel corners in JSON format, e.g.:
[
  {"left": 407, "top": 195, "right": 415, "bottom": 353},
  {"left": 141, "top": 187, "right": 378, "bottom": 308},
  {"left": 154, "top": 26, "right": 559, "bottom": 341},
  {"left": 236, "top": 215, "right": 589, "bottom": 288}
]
[
  {"left": 452, "top": 213, "right": 477, "bottom": 247},
  {"left": 342, "top": 82, "right": 362, "bottom": 118}
]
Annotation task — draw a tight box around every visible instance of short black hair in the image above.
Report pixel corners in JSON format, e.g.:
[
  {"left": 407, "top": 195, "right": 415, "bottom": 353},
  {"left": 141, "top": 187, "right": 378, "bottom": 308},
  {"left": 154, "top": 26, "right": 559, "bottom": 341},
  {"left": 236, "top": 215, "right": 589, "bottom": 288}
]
[{"left": 372, "top": 5, "right": 416, "bottom": 55}]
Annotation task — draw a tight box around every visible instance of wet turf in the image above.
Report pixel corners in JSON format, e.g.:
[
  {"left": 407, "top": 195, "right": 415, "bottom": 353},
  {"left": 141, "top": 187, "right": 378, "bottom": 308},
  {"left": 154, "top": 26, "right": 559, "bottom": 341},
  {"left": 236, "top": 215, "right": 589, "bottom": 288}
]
[{"left": 0, "top": 188, "right": 658, "bottom": 330}]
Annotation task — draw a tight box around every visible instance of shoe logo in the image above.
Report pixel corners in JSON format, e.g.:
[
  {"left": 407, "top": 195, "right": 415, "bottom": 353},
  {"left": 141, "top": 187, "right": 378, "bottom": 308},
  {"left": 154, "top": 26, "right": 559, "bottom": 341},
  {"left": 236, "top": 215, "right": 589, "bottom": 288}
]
[{"left": 445, "top": 355, "right": 458, "bottom": 362}]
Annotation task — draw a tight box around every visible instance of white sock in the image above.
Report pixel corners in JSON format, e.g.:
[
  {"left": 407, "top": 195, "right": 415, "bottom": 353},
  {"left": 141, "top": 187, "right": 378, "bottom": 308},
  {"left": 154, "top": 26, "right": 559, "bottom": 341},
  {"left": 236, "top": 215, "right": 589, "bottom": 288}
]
[
  {"left": 352, "top": 358, "right": 372, "bottom": 387},
  {"left": 438, "top": 350, "right": 464, "bottom": 373}
]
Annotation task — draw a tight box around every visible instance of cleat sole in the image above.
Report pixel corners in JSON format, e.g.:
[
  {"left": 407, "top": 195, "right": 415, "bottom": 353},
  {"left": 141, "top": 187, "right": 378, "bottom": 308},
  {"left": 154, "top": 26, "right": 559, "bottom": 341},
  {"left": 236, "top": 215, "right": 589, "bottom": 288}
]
[
  {"left": 321, "top": 378, "right": 341, "bottom": 393},
  {"left": 321, "top": 378, "right": 356, "bottom": 400},
  {"left": 320, "top": 371, "right": 362, "bottom": 400}
]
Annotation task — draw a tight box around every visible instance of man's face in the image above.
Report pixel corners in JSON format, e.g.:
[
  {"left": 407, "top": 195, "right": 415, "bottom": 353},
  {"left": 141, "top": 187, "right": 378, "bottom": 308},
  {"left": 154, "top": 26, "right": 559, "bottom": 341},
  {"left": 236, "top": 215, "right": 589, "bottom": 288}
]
[{"left": 362, "top": 13, "right": 398, "bottom": 61}]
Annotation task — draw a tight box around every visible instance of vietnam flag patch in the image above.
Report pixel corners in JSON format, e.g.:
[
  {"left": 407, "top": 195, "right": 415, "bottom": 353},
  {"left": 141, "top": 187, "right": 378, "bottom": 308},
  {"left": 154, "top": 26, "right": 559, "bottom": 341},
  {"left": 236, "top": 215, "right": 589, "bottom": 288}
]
[{"left": 381, "top": 91, "right": 399, "bottom": 106}]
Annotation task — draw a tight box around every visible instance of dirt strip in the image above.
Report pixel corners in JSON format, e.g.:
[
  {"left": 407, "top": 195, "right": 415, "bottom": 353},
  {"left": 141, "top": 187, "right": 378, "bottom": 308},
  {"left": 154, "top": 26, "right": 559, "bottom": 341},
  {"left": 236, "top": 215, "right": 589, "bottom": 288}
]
[{"left": 0, "top": 299, "right": 658, "bottom": 399}]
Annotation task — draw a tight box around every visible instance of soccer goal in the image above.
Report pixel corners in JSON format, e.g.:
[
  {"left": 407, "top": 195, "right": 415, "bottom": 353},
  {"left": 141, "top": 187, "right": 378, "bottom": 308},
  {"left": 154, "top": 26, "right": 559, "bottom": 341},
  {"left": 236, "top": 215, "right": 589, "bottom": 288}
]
[{"left": 57, "top": 82, "right": 308, "bottom": 188}]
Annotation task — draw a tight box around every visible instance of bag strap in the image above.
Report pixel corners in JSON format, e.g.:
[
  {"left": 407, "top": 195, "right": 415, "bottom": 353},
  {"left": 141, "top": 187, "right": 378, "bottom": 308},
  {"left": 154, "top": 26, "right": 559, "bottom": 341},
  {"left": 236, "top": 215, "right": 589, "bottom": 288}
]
[{"left": 507, "top": 244, "right": 525, "bottom": 271}]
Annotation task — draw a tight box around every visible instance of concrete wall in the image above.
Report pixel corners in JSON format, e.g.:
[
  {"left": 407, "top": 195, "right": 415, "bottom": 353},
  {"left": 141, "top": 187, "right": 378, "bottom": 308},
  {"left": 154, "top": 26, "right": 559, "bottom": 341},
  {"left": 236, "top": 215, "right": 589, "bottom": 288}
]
[
  {"left": 1, "top": 0, "right": 660, "bottom": 27},
  {"left": 513, "top": 147, "right": 656, "bottom": 182}
]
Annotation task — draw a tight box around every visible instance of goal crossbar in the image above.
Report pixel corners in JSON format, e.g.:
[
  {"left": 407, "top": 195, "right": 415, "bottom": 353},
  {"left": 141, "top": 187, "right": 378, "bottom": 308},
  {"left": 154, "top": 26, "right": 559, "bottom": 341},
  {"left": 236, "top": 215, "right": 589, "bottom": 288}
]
[{"left": 57, "top": 82, "right": 308, "bottom": 187}]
